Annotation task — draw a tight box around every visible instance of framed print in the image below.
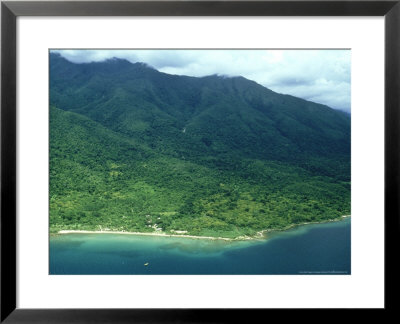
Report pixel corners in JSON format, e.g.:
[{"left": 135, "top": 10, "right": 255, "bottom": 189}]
[{"left": 1, "top": 0, "right": 399, "bottom": 322}]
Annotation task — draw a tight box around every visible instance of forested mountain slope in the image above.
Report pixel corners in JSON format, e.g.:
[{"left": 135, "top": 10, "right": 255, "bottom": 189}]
[{"left": 49, "top": 53, "right": 350, "bottom": 238}]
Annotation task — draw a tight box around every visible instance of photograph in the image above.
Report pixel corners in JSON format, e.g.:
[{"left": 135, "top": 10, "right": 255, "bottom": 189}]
[{"left": 49, "top": 49, "right": 351, "bottom": 275}]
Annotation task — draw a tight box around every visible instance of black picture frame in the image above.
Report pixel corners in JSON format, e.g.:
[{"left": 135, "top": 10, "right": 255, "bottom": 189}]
[{"left": 1, "top": 0, "right": 399, "bottom": 322}]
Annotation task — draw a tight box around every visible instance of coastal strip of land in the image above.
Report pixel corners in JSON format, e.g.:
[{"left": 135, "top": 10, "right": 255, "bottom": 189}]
[
  {"left": 57, "top": 230, "right": 235, "bottom": 241},
  {"left": 57, "top": 215, "right": 350, "bottom": 241}
]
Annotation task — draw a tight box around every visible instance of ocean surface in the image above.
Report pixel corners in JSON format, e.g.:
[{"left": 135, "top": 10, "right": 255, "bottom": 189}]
[{"left": 49, "top": 217, "right": 350, "bottom": 275}]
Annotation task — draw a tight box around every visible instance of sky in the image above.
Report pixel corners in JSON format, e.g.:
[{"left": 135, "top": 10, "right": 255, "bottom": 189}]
[{"left": 53, "top": 49, "right": 351, "bottom": 113}]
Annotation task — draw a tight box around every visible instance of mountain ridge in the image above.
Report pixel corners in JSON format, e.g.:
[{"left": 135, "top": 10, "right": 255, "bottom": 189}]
[{"left": 50, "top": 53, "right": 350, "bottom": 163}]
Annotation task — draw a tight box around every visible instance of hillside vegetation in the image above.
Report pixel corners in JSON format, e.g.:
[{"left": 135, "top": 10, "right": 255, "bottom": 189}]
[{"left": 49, "top": 53, "right": 350, "bottom": 238}]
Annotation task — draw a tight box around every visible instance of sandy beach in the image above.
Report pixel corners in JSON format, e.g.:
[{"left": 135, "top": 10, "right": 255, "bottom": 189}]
[
  {"left": 57, "top": 215, "right": 350, "bottom": 241},
  {"left": 57, "top": 229, "right": 235, "bottom": 241}
]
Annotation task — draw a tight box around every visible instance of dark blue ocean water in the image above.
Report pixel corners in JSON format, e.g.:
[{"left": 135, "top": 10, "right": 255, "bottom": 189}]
[{"left": 49, "top": 217, "right": 350, "bottom": 275}]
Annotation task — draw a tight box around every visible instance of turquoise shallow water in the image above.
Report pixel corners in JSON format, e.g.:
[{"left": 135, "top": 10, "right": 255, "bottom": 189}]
[{"left": 49, "top": 217, "right": 350, "bottom": 275}]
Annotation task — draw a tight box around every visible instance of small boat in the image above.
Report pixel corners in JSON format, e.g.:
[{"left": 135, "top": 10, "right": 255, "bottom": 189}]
[{"left": 144, "top": 262, "right": 149, "bottom": 266}]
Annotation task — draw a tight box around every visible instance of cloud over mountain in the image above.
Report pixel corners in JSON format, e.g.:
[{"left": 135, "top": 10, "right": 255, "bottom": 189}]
[{"left": 52, "top": 49, "right": 351, "bottom": 112}]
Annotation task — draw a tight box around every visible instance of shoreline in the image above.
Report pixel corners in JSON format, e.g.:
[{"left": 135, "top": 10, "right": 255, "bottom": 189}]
[
  {"left": 56, "top": 215, "right": 350, "bottom": 241},
  {"left": 57, "top": 230, "right": 234, "bottom": 241},
  {"left": 254, "top": 214, "right": 350, "bottom": 237}
]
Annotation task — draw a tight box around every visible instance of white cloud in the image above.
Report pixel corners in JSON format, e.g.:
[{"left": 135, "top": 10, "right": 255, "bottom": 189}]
[{"left": 52, "top": 49, "right": 351, "bottom": 112}]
